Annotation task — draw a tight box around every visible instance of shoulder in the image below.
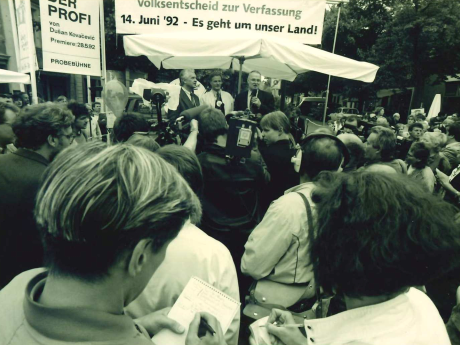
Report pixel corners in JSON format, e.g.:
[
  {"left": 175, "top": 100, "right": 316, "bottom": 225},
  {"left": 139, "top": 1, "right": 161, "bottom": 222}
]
[
  {"left": 259, "top": 89, "right": 274, "bottom": 98},
  {"left": 0, "top": 268, "right": 46, "bottom": 344}
]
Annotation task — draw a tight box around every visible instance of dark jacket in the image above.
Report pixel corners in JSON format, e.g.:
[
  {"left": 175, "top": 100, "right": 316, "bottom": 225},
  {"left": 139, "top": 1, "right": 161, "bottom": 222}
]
[
  {"left": 198, "top": 144, "right": 266, "bottom": 234},
  {"left": 0, "top": 149, "right": 48, "bottom": 288},
  {"left": 259, "top": 140, "right": 300, "bottom": 213},
  {"left": 169, "top": 88, "right": 200, "bottom": 122},
  {"left": 234, "top": 89, "right": 274, "bottom": 116}
]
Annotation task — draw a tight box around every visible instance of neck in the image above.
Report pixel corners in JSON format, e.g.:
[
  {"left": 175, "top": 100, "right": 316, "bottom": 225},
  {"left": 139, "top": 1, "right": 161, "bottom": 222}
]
[
  {"left": 30, "top": 146, "right": 52, "bottom": 162},
  {"left": 183, "top": 85, "right": 194, "bottom": 93},
  {"left": 215, "top": 135, "right": 227, "bottom": 148},
  {"left": 276, "top": 133, "right": 290, "bottom": 142},
  {"left": 299, "top": 174, "right": 311, "bottom": 184},
  {"left": 447, "top": 137, "right": 457, "bottom": 145},
  {"left": 39, "top": 272, "right": 126, "bottom": 314},
  {"left": 344, "top": 291, "right": 403, "bottom": 310}
]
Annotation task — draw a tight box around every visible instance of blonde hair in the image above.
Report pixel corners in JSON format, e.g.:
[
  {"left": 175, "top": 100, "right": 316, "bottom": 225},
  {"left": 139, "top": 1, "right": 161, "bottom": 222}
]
[
  {"left": 421, "top": 132, "right": 448, "bottom": 153},
  {"left": 35, "top": 141, "right": 201, "bottom": 280}
]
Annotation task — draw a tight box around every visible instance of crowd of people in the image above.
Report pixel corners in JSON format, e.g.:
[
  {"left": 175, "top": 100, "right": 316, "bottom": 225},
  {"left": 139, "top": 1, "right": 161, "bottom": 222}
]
[{"left": 1, "top": 69, "right": 460, "bottom": 345}]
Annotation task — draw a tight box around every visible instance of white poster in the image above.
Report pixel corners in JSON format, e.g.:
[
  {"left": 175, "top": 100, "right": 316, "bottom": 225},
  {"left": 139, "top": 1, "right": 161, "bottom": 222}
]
[
  {"left": 15, "top": 0, "right": 38, "bottom": 73},
  {"left": 39, "top": 0, "right": 101, "bottom": 76},
  {"left": 115, "top": 0, "right": 326, "bottom": 44}
]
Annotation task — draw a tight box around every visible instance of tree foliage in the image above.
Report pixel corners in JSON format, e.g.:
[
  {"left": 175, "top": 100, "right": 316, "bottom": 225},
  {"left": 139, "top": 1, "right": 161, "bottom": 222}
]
[{"left": 368, "top": 0, "right": 460, "bottom": 108}]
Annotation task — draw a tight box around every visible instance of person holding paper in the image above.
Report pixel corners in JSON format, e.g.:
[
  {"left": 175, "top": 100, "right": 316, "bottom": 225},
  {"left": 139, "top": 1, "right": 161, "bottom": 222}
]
[
  {"left": 262, "top": 172, "right": 458, "bottom": 345},
  {"left": 0, "top": 142, "right": 227, "bottom": 345}
]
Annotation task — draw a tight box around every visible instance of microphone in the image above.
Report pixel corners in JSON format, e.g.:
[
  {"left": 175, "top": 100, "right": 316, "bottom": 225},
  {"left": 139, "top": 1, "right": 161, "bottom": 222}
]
[{"left": 251, "top": 89, "right": 257, "bottom": 97}]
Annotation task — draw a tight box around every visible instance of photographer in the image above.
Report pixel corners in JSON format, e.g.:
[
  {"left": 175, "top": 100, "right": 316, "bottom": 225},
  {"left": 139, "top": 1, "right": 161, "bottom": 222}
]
[{"left": 197, "top": 108, "right": 268, "bottom": 297}]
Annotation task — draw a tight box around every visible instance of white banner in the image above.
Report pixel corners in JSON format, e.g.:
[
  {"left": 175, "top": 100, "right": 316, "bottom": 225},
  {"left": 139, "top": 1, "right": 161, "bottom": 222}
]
[
  {"left": 15, "top": 0, "right": 38, "bottom": 73},
  {"left": 39, "top": 0, "right": 101, "bottom": 76},
  {"left": 115, "top": 0, "right": 326, "bottom": 44}
]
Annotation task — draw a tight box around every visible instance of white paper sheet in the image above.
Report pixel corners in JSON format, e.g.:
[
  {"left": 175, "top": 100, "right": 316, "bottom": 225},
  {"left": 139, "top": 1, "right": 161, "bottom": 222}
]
[{"left": 151, "top": 276, "right": 240, "bottom": 345}]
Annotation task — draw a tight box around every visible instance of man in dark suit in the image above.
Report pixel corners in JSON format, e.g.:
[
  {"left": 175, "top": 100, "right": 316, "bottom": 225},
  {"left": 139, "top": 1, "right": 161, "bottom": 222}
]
[
  {"left": 168, "top": 69, "right": 200, "bottom": 122},
  {"left": 0, "top": 103, "right": 75, "bottom": 288},
  {"left": 234, "top": 70, "right": 275, "bottom": 119}
]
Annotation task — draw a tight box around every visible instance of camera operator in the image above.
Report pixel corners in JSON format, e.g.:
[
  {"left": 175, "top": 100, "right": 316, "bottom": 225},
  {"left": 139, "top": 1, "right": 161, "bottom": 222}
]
[
  {"left": 197, "top": 108, "right": 269, "bottom": 298},
  {"left": 234, "top": 71, "right": 274, "bottom": 120}
]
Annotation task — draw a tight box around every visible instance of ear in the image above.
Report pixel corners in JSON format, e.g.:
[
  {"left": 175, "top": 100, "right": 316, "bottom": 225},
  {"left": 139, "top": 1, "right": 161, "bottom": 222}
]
[
  {"left": 127, "top": 239, "right": 153, "bottom": 278},
  {"left": 291, "top": 147, "right": 302, "bottom": 173},
  {"left": 47, "top": 135, "right": 59, "bottom": 148}
]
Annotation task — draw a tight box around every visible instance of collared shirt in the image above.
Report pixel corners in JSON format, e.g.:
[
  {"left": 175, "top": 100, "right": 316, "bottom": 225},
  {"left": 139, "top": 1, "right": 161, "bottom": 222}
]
[
  {"left": 125, "top": 222, "right": 240, "bottom": 345},
  {"left": 181, "top": 87, "right": 197, "bottom": 106},
  {"left": 303, "top": 288, "right": 450, "bottom": 345},
  {"left": 247, "top": 89, "right": 258, "bottom": 109},
  {"left": 200, "top": 90, "right": 234, "bottom": 115},
  {"left": 0, "top": 269, "right": 152, "bottom": 345},
  {"left": 241, "top": 182, "right": 315, "bottom": 284}
]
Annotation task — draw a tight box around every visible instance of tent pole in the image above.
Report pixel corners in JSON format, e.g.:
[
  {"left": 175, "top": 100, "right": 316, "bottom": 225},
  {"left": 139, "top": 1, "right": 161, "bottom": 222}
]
[
  {"left": 322, "top": 3, "right": 342, "bottom": 125},
  {"left": 100, "top": 0, "right": 107, "bottom": 112},
  {"left": 238, "top": 57, "right": 245, "bottom": 93}
]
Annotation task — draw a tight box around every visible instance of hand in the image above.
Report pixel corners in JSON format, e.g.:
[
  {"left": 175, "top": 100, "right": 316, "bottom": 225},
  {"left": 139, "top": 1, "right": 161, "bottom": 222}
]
[
  {"left": 266, "top": 309, "right": 307, "bottom": 345},
  {"left": 255, "top": 127, "right": 263, "bottom": 141},
  {"left": 190, "top": 119, "right": 199, "bottom": 133},
  {"left": 186, "top": 312, "right": 227, "bottom": 345},
  {"left": 134, "top": 307, "right": 185, "bottom": 337},
  {"left": 251, "top": 97, "right": 261, "bottom": 108},
  {"left": 436, "top": 168, "right": 450, "bottom": 187}
]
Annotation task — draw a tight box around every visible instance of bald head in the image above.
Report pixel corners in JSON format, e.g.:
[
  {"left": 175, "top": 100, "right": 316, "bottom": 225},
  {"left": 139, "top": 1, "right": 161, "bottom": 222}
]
[{"left": 247, "top": 71, "right": 261, "bottom": 91}]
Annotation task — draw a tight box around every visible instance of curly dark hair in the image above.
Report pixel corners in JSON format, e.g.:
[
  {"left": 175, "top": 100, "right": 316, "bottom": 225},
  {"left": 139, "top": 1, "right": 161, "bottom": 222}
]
[
  {"left": 13, "top": 103, "right": 74, "bottom": 150},
  {"left": 113, "top": 114, "right": 150, "bottom": 143},
  {"left": 407, "top": 141, "right": 430, "bottom": 169},
  {"left": 310, "top": 171, "right": 460, "bottom": 298},
  {"left": 67, "top": 101, "right": 90, "bottom": 120}
]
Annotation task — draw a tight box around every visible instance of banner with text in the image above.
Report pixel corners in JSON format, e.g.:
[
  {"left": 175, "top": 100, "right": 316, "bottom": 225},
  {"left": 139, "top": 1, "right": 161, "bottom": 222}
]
[
  {"left": 15, "top": 0, "right": 38, "bottom": 73},
  {"left": 39, "top": 0, "right": 101, "bottom": 76},
  {"left": 115, "top": 0, "right": 326, "bottom": 44}
]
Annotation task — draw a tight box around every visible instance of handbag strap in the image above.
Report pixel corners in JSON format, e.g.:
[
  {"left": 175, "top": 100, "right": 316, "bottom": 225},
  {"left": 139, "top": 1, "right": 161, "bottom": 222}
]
[
  {"left": 296, "top": 192, "right": 323, "bottom": 318},
  {"left": 296, "top": 192, "right": 313, "bottom": 231}
]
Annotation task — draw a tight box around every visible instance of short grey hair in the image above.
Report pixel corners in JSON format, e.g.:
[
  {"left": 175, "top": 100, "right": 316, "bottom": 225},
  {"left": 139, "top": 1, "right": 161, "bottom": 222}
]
[
  {"left": 35, "top": 141, "right": 201, "bottom": 280},
  {"left": 179, "top": 69, "right": 195, "bottom": 85}
]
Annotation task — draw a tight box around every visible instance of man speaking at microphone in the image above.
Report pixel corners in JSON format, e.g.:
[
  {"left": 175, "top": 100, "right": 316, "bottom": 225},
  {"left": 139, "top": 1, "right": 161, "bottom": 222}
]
[{"left": 234, "top": 70, "right": 275, "bottom": 119}]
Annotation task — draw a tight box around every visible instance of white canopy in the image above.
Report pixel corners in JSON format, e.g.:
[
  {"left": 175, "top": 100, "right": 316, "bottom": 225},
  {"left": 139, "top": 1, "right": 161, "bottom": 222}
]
[
  {"left": 123, "top": 32, "right": 379, "bottom": 83},
  {"left": 0, "top": 69, "right": 30, "bottom": 84}
]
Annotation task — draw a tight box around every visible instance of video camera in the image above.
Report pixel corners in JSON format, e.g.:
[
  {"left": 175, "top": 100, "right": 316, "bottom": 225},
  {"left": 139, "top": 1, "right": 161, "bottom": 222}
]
[{"left": 225, "top": 110, "right": 258, "bottom": 159}]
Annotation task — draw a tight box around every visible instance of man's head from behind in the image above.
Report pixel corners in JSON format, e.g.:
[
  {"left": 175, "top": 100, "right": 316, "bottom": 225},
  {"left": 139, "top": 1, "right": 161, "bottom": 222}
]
[
  {"left": 337, "top": 133, "right": 365, "bottom": 172},
  {"left": 294, "top": 134, "right": 347, "bottom": 180},
  {"left": 157, "top": 144, "right": 204, "bottom": 201},
  {"left": 179, "top": 69, "right": 197, "bottom": 91},
  {"left": 13, "top": 103, "right": 74, "bottom": 160},
  {"left": 113, "top": 114, "right": 150, "bottom": 143},
  {"left": 198, "top": 108, "right": 227, "bottom": 144},
  {"left": 365, "top": 126, "right": 396, "bottom": 163},
  {"left": 0, "top": 102, "right": 20, "bottom": 148},
  {"left": 35, "top": 142, "right": 201, "bottom": 302}
]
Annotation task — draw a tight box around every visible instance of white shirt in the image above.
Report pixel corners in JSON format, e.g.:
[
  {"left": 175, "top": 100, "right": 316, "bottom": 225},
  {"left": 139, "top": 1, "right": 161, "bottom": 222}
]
[
  {"left": 200, "top": 90, "right": 234, "bottom": 115},
  {"left": 303, "top": 288, "right": 449, "bottom": 345},
  {"left": 181, "top": 87, "right": 198, "bottom": 105},
  {"left": 247, "top": 89, "right": 259, "bottom": 109},
  {"left": 125, "top": 222, "right": 240, "bottom": 345},
  {"left": 83, "top": 114, "right": 101, "bottom": 139}
]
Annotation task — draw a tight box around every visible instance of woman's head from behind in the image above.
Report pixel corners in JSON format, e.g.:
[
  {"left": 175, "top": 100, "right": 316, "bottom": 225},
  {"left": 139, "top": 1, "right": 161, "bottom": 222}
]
[{"left": 310, "top": 171, "right": 460, "bottom": 299}]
